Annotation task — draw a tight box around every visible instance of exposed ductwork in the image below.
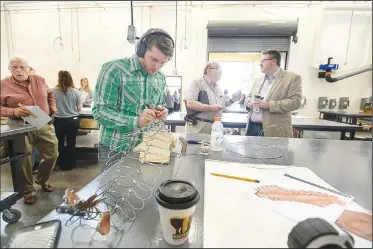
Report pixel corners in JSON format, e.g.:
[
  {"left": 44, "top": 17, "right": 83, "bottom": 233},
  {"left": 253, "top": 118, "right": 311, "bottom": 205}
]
[
  {"left": 3, "top": 7, "right": 14, "bottom": 58},
  {"left": 325, "top": 65, "right": 372, "bottom": 83}
]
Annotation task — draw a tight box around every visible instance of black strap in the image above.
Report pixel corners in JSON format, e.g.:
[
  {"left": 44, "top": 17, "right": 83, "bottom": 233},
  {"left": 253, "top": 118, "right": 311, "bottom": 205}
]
[{"left": 194, "top": 116, "right": 213, "bottom": 123}]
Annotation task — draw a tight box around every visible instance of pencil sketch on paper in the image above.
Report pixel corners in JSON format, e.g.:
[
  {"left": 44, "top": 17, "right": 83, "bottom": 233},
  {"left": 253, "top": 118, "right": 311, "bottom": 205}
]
[
  {"left": 336, "top": 210, "right": 372, "bottom": 241},
  {"left": 255, "top": 185, "right": 345, "bottom": 207}
]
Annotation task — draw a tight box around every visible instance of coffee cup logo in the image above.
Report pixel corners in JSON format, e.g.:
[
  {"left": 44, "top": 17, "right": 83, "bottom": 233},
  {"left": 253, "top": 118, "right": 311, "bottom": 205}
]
[{"left": 170, "top": 216, "right": 193, "bottom": 240}]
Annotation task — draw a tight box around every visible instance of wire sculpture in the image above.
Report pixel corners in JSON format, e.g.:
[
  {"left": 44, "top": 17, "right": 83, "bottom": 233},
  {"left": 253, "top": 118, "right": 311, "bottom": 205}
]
[
  {"left": 56, "top": 115, "right": 182, "bottom": 242},
  {"left": 226, "top": 124, "right": 304, "bottom": 163}
]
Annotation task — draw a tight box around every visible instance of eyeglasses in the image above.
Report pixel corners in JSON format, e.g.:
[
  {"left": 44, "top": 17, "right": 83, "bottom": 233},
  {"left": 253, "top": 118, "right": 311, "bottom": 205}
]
[
  {"left": 260, "top": 59, "right": 275, "bottom": 64},
  {"left": 9, "top": 66, "right": 29, "bottom": 71}
]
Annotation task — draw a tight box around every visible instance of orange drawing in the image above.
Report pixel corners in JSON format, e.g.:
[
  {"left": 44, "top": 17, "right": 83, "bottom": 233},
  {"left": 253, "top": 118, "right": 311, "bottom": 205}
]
[
  {"left": 336, "top": 210, "right": 372, "bottom": 241},
  {"left": 255, "top": 185, "right": 345, "bottom": 207}
]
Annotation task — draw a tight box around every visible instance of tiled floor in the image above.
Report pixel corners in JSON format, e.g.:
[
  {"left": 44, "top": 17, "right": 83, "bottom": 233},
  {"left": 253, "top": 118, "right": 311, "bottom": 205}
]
[{"left": 0, "top": 153, "right": 100, "bottom": 247}]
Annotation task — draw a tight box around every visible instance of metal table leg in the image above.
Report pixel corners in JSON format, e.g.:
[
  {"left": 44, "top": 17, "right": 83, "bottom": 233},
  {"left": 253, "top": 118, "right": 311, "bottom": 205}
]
[
  {"left": 351, "top": 117, "right": 358, "bottom": 125},
  {"left": 7, "top": 140, "right": 24, "bottom": 194},
  {"left": 349, "top": 131, "right": 356, "bottom": 140},
  {"left": 340, "top": 132, "right": 346, "bottom": 140}
]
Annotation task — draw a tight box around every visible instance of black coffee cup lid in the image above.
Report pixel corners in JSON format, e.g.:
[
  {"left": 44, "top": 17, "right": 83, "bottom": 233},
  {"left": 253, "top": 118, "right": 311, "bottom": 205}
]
[{"left": 156, "top": 180, "right": 200, "bottom": 210}]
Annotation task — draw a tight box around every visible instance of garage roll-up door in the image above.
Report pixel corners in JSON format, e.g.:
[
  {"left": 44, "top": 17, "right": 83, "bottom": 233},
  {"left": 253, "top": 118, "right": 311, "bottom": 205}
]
[
  {"left": 208, "top": 36, "right": 291, "bottom": 53},
  {"left": 207, "top": 20, "right": 298, "bottom": 53}
]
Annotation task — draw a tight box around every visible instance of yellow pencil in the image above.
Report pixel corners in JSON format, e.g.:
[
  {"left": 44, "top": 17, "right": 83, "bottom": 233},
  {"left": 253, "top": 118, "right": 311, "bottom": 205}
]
[{"left": 211, "top": 173, "right": 260, "bottom": 183}]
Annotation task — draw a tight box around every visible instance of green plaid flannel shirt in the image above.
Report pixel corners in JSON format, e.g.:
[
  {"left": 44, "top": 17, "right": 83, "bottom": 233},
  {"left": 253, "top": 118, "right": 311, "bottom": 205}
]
[{"left": 92, "top": 54, "right": 167, "bottom": 152}]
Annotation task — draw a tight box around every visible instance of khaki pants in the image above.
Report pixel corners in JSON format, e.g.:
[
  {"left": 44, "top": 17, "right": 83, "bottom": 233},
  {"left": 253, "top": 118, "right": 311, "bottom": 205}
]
[
  {"left": 8, "top": 119, "right": 58, "bottom": 194},
  {"left": 185, "top": 121, "right": 212, "bottom": 134}
]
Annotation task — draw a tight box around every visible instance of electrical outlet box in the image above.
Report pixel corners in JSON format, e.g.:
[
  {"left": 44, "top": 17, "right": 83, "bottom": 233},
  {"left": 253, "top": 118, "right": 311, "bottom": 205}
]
[
  {"left": 360, "top": 98, "right": 369, "bottom": 110},
  {"left": 339, "top": 97, "right": 349, "bottom": 109},
  {"left": 318, "top": 97, "right": 328, "bottom": 109},
  {"left": 329, "top": 99, "right": 337, "bottom": 109}
]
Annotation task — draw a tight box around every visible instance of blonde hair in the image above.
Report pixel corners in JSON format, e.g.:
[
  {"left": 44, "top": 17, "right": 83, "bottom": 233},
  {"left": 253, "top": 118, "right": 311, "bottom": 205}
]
[
  {"left": 80, "top": 78, "right": 91, "bottom": 92},
  {"left": 203, "top": 62, "right": 220, "bottom": 75}
]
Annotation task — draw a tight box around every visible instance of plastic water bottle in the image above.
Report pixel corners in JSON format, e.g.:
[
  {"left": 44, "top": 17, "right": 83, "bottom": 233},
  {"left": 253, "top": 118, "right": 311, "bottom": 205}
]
[{"left": 210, "top": 117, "right": 224, "bottom": 151}]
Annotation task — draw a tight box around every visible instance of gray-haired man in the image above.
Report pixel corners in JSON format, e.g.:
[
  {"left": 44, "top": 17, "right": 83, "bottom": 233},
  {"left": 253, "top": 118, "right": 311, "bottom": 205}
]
[{"left": 93, "top": 28, "right": 175, "bottom": 171}]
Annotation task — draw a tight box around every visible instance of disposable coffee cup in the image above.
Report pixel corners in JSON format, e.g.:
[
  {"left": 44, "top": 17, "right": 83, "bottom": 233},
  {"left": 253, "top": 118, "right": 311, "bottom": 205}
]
[{"left": 155, "top": 180, "right": 200, "bottom": 245}]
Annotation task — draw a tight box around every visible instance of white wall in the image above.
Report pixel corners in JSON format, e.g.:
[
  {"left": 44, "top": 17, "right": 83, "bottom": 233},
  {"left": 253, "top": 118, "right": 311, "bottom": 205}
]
[
  {"left": 1, "top": 1, "right": 371, "bottom": 117},
  {"left": 1, "top": 12, "right": 10, "bottom": 77}
]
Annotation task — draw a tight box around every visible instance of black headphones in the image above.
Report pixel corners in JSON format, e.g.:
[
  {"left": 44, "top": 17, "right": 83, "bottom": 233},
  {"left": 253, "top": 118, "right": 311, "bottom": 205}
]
[{"left": 136, "top": 28, "right": 175, "bottom": 58}]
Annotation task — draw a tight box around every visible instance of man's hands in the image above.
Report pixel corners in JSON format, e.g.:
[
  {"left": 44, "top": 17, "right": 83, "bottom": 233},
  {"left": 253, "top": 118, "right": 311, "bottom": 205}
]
[
  {"left": 50, "top": 106, "right": 57, "bottom": 115},
  {"left": 231, "top": 90, "right": 243, "bottom": 102},
  {"left": 138, "top": 105, "right": 169, "bottom": 128},
  {"left": 155, "top": 106, "right": 169, "bottom": 119},
  {"left": 247, "top": 100, "right": 254, "bottom": 109},
  {"left": 209, "top": 104, "right": 225, "bottom": 112},
  {"left": 139, "top": 109, "right": 156, "bottom": 128},
  {"left": 13, "top": 106, "right": 32, "bottom": 117},
  {"left": 249, "top": 99, "right": 270, "bottom": 110}
]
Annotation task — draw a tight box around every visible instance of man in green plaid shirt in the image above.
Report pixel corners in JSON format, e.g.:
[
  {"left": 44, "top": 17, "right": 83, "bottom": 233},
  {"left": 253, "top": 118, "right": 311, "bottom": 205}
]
[{"left": 93, "top": 28, "right": 174, "bottom": 170}]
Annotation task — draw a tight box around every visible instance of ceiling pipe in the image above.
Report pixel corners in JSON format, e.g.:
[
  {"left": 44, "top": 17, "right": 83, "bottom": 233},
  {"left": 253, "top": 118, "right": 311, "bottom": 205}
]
[
  {"left": 3, "top": 6, "right": 14, "bottom": 58},
  {"left": 323, "top": 4, "right": 372, "bottom": 11},
  {"left": 311, "top": 3, "right": 371, "bottom": 70},
  {"left": 3, "top": 1, "right": 371, "bottom": 11},
  {"left": 173, "top": 1, "right": 178, "bottom": 75},
  {"left": 311, "top": 6, "right": 324, "bottom": 70},
  {"left": 1, "top": 1, "right": 325, "bottom": 12},
  {"left": 325, "top": 65, "right": 372, "bottom": 83}
]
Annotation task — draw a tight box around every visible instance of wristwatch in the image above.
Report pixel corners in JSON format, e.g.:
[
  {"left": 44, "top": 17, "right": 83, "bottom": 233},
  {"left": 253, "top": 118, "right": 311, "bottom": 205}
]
[{"left": 229, "top": 99, "right": 234, "bottom": 104}]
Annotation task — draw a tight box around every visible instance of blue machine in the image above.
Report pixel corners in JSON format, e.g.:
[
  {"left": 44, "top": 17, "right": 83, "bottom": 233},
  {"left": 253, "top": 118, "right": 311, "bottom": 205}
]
[{"left": 318, "top": 57, "right": 339, "bottom": 78}]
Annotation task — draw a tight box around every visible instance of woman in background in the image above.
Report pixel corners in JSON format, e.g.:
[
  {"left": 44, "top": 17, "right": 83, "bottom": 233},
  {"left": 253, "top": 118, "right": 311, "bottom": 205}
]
[
  {"left": 53, "top": 71, "right": 82, "bottom": 171},
  {"left": 166, "top": 90, "right": 174, "bottom": 114},
  {"left": 173, "top": 90, "right": 180, "bottom": 112},
  {"left": 79, "top": 78, "right": 94, "bottom": 107}
]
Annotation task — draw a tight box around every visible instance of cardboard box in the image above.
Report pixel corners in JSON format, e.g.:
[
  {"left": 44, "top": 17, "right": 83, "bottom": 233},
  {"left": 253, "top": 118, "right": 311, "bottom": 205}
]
[{"left": 79, "top": 118, "right": 98, "bottom": 129}]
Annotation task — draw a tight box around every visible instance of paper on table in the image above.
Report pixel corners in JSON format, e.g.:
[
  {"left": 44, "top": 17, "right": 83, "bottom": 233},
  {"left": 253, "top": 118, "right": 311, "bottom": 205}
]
[
  {"left": 337, "top": 202, "right": 372, "bottom": 247},
  {"left": 203, "top": 160, "right": 370, "bottom": 248},
  {"left": 255, "top": 175, "right": 354, "bottom": 224},
  {"left": 21, "top": 106, "right": 51, "bottom": 130},
  {"left": 204, "top": 160, "right": 298, "bottom": 248}
]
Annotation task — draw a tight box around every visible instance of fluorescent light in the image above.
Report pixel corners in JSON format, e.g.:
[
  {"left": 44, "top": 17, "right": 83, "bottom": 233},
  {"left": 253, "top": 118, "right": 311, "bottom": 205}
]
[
  {"left": 259, "top": 23, "right": 271, "bottom": 26},
  {"left": 270, "top": 20, "right": 288, "bottom": 23}
]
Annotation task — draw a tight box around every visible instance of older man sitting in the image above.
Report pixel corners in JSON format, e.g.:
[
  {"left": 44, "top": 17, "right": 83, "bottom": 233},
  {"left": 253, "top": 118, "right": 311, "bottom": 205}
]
[{"left": 0, "top": 56, "right": 58, "bottom": 204}]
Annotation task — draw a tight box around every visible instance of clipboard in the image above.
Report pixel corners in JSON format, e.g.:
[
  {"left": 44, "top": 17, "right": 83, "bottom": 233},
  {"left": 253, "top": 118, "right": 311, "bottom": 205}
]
[{"left": 21, "top": 106, "right": 51, "bottom": 130}]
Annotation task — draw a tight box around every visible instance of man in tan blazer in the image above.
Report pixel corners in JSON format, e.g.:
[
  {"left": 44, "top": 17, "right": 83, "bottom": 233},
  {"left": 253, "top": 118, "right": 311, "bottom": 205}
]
[{"left": 244, "top": 49, "right": 302, "bottom": 137}]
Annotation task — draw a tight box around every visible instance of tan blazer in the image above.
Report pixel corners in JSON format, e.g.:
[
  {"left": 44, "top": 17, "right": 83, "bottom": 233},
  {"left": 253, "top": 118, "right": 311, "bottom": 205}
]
[{"left": 244, "top": 68, "right": 302, "bottom": 137}]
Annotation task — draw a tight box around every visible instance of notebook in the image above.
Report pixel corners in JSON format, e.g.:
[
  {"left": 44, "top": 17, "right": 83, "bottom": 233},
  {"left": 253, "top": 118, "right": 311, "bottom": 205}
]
[
  {"left": 21, "top": 106, "right": 51, "bottom": 130},
  {"left": 3, "top": 220, "right": 61, "bottom": 248}
]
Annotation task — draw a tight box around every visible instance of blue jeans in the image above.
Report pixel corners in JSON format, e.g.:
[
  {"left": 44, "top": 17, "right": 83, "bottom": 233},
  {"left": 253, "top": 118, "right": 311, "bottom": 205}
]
[{"left": 32, "top": 147, "right": 41, "bottom": 167}]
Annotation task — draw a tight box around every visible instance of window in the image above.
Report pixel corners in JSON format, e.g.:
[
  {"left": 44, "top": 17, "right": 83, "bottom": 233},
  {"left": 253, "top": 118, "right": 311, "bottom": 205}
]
[{"left": 209, "top": 52, "right": 287, "bottom": 95}]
